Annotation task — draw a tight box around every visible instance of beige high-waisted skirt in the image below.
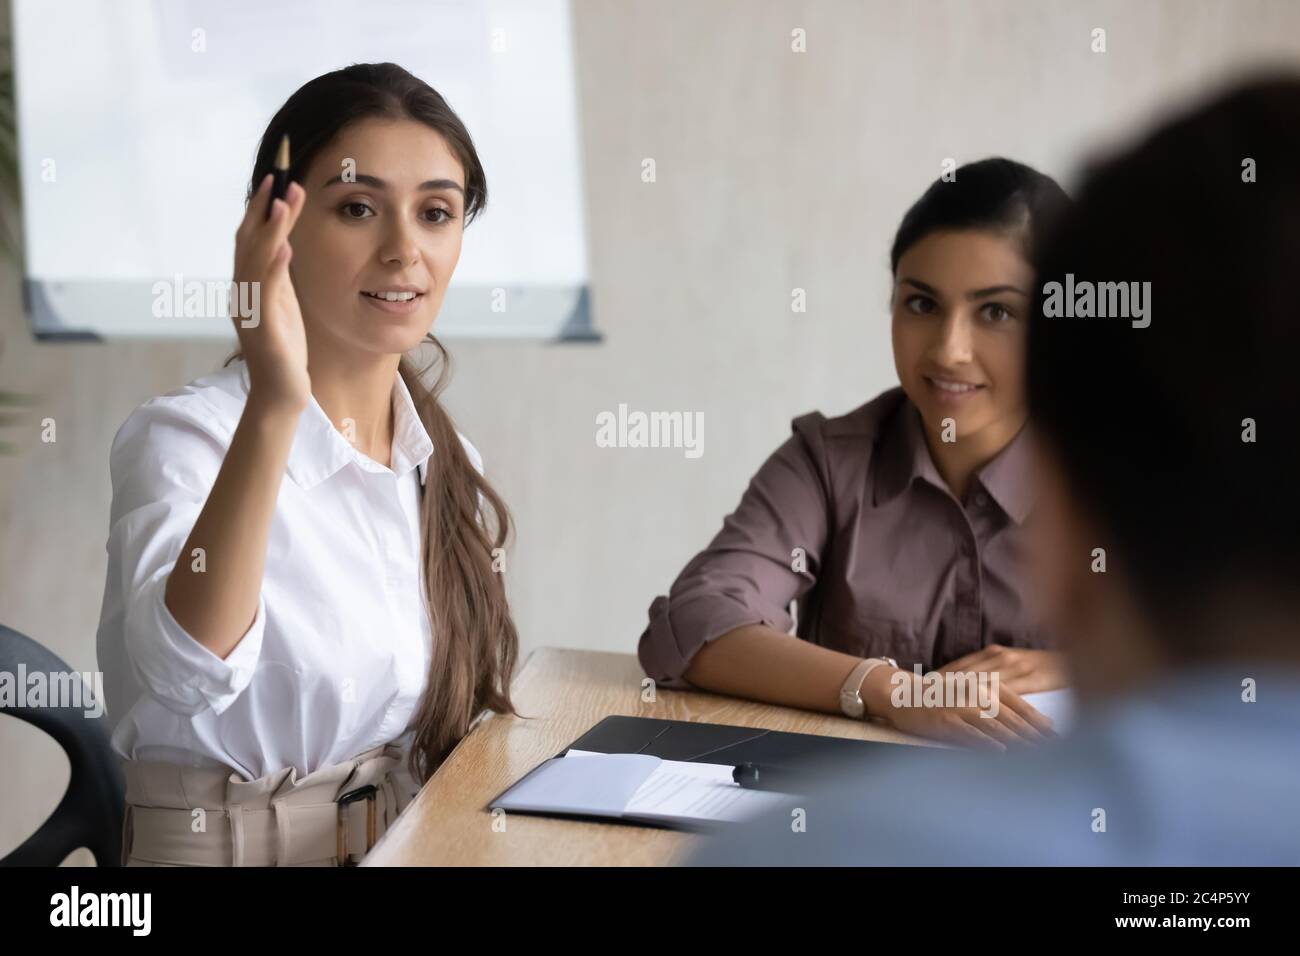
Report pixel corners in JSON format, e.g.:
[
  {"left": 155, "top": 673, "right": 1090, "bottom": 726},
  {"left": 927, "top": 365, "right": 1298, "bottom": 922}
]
[{"left": 120, "top": 743, "right": 414, "bottom": 866}]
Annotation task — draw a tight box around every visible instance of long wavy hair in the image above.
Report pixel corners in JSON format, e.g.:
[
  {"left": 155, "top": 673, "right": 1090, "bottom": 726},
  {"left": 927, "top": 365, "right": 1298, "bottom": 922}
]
[{"left": 225, "top": 62, "right": 517, "bottom": 783}]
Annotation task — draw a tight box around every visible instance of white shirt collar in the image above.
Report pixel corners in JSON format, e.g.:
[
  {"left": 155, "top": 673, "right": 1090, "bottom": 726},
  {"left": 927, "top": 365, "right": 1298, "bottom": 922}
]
[{"left": 237, "top": 360, "right": 433, "bottom": 490}]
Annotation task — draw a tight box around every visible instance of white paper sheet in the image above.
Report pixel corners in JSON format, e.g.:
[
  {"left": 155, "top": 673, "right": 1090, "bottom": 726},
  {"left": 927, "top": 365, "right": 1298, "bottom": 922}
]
[{"left": 561, "top": 750, "right": 792, "bottom": 824}]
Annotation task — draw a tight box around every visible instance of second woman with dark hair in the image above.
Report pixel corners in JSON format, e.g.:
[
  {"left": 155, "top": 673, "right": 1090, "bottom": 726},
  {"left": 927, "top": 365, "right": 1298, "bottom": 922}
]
[
  {"left": 640, "top": 159, "right": 1069, "bottom": 750},
  {"left": 96, "top": 63, "right": 518, "bottom": 865}
]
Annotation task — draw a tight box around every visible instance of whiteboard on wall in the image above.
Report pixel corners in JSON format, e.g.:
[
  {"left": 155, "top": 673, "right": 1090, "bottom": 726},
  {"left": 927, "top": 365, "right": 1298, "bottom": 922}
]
[{"left": 13, "top": 0, "right": 595, "bottom": 341}]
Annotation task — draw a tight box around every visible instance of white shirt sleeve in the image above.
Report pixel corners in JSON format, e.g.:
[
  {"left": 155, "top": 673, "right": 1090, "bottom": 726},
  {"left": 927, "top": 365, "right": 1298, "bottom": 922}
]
[{"left": 106, "top": 395, "right": 267, "bottom": 717}]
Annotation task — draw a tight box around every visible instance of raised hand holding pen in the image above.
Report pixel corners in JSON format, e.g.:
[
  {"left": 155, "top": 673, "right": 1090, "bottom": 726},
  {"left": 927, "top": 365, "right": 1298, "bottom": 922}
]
[{"left": 231, "top": 137, "right": 311, "bottom": 415}]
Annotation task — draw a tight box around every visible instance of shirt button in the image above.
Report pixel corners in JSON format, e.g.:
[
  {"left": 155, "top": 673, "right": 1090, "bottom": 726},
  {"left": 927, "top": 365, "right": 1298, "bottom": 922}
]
[
  {"left": 974, "top": 492, "right": 989, "bottom": 508},
  {"left": 960, "top": 542, "right": 974, "bottom": 558}
]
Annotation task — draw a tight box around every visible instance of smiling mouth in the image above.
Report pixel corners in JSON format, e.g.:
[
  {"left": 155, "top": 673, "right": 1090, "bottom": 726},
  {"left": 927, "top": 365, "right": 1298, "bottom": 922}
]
[
  {"left": 361, "top": 290, "right": 424, "bottom": 302},
  {"left": 924, "top": 375, "right": 986, "bottom": 394}
]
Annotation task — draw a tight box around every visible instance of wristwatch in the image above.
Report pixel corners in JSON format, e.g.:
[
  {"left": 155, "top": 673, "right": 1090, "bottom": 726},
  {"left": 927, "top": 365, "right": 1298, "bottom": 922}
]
[{"left": 839, "top": 656, "right": 898, "bottom": 719}]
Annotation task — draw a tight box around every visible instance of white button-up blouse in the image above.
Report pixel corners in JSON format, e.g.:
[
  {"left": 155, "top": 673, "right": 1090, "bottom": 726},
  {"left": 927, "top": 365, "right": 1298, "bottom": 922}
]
[{"left": 95, "top": 358, "right": 482, "bottom": 784}]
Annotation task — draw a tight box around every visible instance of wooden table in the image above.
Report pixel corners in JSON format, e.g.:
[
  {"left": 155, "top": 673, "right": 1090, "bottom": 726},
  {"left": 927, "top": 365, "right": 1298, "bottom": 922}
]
[{"left": 363, "top": 647, "right": 930, "bottom": 866}]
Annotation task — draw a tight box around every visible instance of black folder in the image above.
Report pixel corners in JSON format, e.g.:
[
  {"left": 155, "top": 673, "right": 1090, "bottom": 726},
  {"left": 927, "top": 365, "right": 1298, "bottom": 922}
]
[
  {"left": 487, "top": 716, "right": 941, "bottom": 830},
  {"left": 566, "top": 715, "right": 925, "bottom": 766}
]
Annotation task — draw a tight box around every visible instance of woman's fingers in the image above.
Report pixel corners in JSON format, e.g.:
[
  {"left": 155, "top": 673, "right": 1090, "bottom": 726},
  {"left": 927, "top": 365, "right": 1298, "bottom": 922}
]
[
  {"left": 1001, "top": 688, "right": 1058, "bottom": 736},
  {"left": 239, "top": 181, "right": 305, "bottom": 280},
  {"left": 966, "top": 711, "right": 1025, "bottom": 748},
  {"left": 994, "top": 703, "right": 1049, "bottom": 742},
  {"left": 945, "top": 718, "right": 1006, "bottom": 752},
  {"left": 943, "top": 649, "right": 992, "bottom": 671},
  {"left": 254, "top": 183, "right": 303, "bottom": 270},
  {"left": 998, "top": 662, "right": 1033, "bottom": 686},
  {"left": 235, "top": 173, "right": 274, "bottom": 246},
  {"left": 262, "top": 241, "right": 294, "bottom": 291},
  {"left": 276, "top": 180, "right": 308, "bottom": 231},
  {"left": 273, "top": 184, "right": 307, "bottom": 260},
  {"left": 1000, "top": 672, "right": 1033, "bottom": 695},
  {"left": 945, "top": 645, "right": 1009, "bottom": 672}
]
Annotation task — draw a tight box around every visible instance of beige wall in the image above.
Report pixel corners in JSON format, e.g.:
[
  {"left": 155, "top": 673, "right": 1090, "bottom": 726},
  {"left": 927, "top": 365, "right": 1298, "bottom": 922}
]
[{"left": 4, "top": 0, "right": 1299, "bottom": 861}]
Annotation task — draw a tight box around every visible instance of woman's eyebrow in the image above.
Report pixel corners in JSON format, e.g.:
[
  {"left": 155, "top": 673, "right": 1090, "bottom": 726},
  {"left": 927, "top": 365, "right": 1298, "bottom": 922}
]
[
  {"left": 319, "top": 172, "right": 464, "bottom": 194},
  {"left": 898, "top": 277, "right": 939, "bottom": 296},
  {"left": 969, "top": 284, "right": 1029, "bottom": 299},
  {"left": 898, "top": 278, "right": 1028, "bottom": 299}
]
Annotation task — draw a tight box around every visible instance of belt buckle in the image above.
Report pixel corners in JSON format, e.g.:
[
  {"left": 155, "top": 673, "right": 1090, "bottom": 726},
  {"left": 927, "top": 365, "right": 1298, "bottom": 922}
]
[{"left": 336, "top": 784, "right": 379, "bottom": 866}]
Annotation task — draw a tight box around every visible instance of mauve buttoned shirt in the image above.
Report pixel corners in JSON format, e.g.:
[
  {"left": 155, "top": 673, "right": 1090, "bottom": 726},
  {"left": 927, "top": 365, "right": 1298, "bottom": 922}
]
[{"left": 639, "top": 387, "right": 1052, "bottom": 686}]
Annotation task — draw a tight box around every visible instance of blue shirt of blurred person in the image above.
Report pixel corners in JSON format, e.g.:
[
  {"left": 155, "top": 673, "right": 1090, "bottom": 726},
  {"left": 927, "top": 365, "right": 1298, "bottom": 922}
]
[{"left": 687, "top": 665, "right": 1300, "bottom": 866}]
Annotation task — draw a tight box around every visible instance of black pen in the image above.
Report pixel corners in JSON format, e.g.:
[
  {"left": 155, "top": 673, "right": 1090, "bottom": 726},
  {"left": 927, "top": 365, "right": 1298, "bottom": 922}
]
[
  {"left": 266, "top": 133, "right": 290, "bottom": 219},
  {"left": 732, "top": 761, "right": 804, "bottom": 792}
]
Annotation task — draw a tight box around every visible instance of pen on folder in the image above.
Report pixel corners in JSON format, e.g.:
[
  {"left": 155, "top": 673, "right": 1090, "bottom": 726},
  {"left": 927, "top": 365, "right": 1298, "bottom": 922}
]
[
  {"left": 732, "top": 761, "right": 803, "bottom": 792},
  {"left": 266, "top": 133, "right": 290, "bottom": 219}
]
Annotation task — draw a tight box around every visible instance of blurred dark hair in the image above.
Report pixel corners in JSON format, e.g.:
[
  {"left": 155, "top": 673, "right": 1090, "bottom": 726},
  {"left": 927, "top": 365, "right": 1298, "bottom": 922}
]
[
  {"left": 1028, "top": 75, "right": 1300, "bottom": 641},
  {"left": 890, "top": 158, "right": 1072, "bottom": 274}
]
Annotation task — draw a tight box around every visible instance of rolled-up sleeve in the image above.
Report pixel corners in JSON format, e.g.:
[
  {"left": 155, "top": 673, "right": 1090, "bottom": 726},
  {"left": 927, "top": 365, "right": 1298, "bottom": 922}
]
[
  {"left": 639, "top": 412, "right": 832, "bottom": 686},
  {"left": 106, "top": 399, "right": 266, "bottom": 716}
]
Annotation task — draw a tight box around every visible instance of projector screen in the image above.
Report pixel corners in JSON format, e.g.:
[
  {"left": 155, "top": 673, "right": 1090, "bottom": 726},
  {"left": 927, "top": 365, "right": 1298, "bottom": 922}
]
[{"left": 12, "top": 0, "right": 594, "bottom": 341}]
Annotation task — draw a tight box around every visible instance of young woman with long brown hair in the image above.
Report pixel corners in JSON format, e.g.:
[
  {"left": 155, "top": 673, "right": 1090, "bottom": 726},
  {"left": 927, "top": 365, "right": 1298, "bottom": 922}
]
[{"left": 96, "top": 63, "right": 518, "bottom": 866}]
